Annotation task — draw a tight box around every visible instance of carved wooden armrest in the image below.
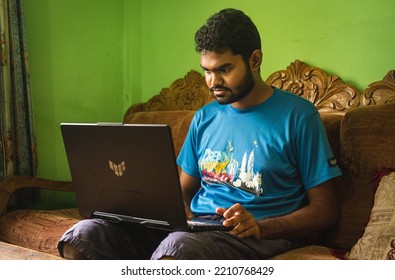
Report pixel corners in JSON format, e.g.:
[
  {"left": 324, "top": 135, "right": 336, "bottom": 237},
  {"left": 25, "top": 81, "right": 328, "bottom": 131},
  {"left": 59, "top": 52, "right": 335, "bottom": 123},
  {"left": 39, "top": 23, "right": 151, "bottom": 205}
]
[{"left": 0, "top": 176, "right": 74, "bottom": 217}]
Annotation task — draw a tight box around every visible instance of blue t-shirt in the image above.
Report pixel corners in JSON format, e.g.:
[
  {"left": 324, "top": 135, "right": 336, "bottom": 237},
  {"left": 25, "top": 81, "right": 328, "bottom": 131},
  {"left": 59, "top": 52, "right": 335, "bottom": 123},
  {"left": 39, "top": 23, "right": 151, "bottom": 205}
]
[{"left": 177, "top": 88, "right": 342, "bottom": 220}]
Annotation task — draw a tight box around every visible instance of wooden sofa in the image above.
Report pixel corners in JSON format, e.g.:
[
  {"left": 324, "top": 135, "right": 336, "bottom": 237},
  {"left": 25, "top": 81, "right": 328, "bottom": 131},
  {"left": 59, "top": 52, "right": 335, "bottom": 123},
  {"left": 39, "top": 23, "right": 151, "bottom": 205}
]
[{"left": 0, "top": 60, "right": 394, "bottom": 259}]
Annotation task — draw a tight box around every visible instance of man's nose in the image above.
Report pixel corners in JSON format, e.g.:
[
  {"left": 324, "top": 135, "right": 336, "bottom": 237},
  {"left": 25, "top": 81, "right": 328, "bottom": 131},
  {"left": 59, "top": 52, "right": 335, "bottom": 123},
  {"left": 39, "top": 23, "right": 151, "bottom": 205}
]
[{"left": 208, "top": 72, "right": 223, "bottom": 88}]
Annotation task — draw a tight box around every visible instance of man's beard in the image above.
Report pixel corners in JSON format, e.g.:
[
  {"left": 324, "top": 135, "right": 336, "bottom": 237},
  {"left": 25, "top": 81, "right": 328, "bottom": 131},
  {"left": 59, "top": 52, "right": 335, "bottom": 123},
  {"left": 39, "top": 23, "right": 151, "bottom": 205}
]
[{"left": 210, "top": 67, "right": 255, "bottom": 105}]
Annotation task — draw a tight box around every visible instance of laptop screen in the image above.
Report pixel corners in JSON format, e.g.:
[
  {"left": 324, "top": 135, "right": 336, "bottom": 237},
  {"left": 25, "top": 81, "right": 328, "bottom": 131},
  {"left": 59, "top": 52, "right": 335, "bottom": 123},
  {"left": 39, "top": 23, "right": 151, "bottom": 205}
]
[{"left": 60, "top": 123, "right": 189, "bottom": 230}]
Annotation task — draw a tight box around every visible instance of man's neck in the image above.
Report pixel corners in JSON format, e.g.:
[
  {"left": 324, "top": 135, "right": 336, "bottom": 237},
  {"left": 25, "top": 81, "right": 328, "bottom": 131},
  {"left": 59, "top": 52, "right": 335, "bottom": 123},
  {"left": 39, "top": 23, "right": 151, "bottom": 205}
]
[{"left": 231, "top": 79, "right": 274, "bottom": 109}]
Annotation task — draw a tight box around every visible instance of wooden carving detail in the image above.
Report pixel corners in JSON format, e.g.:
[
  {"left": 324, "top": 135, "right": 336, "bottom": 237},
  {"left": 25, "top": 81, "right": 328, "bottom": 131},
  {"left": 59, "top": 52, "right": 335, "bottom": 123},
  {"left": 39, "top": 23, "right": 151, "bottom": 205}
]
[
  {"left": 125, "top": 70, "right": 213, "bottom": 115},
  {"left": 362, "top": 70, "right": 395, "bottom": 106},
  {"left": 266, "top": 60, "right": 362, "bottom": 112}
]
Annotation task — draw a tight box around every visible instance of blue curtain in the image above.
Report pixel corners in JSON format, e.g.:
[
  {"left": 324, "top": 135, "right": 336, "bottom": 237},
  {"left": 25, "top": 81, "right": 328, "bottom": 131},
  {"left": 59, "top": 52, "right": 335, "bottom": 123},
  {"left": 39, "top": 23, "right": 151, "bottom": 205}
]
[{"left": 0, "top": 0, "right": 38, "bottom": 207}]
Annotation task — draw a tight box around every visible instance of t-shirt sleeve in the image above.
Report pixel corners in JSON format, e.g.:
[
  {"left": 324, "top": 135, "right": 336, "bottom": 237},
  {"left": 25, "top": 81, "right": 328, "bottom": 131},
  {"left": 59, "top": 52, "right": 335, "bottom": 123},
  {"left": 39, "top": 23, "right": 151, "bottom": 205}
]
[
  {"left": 293, "top": 112, "right": 342, "bottom": 190},
  {"left": 176, "top": 115, "right": 201, "bottom": 178}
]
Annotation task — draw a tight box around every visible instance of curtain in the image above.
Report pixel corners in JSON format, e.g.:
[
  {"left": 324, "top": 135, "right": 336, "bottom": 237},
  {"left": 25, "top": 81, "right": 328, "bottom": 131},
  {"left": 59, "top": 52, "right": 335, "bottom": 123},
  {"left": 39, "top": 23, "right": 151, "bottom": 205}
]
[{"left": 0, "top": 0, "right": 38, "bottom": 208}]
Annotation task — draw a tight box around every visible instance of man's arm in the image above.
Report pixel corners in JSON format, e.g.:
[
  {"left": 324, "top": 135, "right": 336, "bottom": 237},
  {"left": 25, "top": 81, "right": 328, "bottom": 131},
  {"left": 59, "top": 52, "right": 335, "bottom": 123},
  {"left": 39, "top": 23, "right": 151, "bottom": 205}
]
[
  {"left": 179, "top": 170, "right": 201, "bottom": 219},
  {"left": 258, "top": 178, "right": 338, "bottom": 240},
  {"left": 217, "top": 178, "right": 339, "bottom": 240}
]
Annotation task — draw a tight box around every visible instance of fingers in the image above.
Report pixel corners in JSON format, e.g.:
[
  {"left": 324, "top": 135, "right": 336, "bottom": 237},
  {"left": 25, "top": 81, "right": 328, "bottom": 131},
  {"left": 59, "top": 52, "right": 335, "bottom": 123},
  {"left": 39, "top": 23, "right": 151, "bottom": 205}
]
[
  {"left": 221, "top": 203, "right": 244, "bottom": 219},
  {"left": 215, "top": 207, "right": 227, "bottom": 216},
  {"left": 216, "top": 204, "right": 262, "bottom": 239},
  {"left": 230, "top": 220, "right": 261, "bottom": 239}
]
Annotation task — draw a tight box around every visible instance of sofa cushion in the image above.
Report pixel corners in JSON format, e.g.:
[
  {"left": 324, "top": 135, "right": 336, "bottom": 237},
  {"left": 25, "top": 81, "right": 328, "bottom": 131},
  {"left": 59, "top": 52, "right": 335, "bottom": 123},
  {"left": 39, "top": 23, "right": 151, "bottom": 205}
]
[
  {"left": 324, "top": 103, "right": 395, "bottom": 250},
  {"left": 0, "top": 208, "right": 81, "bottom": 256},
  {"left": 270, "top": 245, "right": 340, "bottom": 260},
  {"left": 347, "top": 170, "right": 395, "bottom": 259},
  {"left": 124, "top": 110, "right": 195, "bottom": 157}
]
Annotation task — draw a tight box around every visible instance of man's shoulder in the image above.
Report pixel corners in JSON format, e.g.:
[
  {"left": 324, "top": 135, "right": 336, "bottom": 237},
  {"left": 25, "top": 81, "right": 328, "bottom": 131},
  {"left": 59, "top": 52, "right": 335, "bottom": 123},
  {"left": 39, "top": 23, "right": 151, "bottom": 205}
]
[
  {"left": 274, "top": 88, "right": 314, "bottom": 105},
  {"left": 272, "top": 88, "right": 318, "bottom": 113}
]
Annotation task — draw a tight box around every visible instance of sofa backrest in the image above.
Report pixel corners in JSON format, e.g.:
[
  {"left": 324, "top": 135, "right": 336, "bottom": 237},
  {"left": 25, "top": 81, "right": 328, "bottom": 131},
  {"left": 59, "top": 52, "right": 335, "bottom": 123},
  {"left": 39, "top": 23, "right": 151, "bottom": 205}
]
[{"left": 124, "top": 110, "right": 195, "bottom": 157}]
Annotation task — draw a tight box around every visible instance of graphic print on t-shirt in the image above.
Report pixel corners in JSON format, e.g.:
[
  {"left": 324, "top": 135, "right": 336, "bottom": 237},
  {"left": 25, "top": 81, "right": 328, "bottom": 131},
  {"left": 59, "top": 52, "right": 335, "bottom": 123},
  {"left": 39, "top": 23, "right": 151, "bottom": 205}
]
[{"left": 200, "top": 140, "right": 263, "bottom": 196}]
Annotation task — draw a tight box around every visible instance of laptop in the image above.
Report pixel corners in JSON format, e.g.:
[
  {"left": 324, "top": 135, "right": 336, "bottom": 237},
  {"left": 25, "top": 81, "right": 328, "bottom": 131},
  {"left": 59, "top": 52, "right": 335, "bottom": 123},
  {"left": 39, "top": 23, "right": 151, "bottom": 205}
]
[{"left": 60, "top": 123, "right": 231, "bottom": 232}]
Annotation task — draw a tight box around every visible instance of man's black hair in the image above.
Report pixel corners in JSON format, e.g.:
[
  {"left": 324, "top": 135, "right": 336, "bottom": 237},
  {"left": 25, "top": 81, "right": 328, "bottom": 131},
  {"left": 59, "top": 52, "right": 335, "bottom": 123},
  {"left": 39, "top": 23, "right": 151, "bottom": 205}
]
[{"left": 195, "top": 8, "right": 261, "bottom": 62}]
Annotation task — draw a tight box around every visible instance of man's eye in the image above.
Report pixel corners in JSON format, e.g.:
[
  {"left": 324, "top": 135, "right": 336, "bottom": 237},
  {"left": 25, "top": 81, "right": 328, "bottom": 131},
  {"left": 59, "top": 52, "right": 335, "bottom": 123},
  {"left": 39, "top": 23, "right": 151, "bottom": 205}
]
[{"left": 219, "top": 67, "right": 231, "bottom": 73}]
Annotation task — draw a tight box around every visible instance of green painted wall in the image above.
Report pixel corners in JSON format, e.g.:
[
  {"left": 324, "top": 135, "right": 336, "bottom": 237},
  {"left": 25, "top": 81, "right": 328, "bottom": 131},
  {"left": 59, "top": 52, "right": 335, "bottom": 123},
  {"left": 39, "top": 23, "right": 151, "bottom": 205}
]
[
  {"left": 23, "top": 0, "right": 126, "bottom": 208},
  {"left": 139, "top": 0, "right": 395, "bottom": 101},
  {"left": 22, "top": 0, "right": 395, "bottom": 208}
]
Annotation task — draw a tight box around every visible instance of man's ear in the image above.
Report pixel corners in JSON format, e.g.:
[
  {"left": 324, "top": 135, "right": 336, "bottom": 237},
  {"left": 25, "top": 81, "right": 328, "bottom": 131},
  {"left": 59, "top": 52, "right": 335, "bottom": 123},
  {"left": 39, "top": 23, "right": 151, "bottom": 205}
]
[{"left": 249, "top": 50, "right": 263, "bottom": 71}]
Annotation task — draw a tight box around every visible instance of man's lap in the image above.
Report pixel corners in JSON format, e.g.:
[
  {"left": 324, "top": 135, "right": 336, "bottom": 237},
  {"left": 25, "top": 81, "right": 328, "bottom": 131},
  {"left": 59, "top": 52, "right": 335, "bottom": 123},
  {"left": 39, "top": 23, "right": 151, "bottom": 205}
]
[
  {"left": 151, "top": 231, "right": 296, "bottom": 259},
  {"left": 58, "top": 218, "right": 296, "bottom": 260}
]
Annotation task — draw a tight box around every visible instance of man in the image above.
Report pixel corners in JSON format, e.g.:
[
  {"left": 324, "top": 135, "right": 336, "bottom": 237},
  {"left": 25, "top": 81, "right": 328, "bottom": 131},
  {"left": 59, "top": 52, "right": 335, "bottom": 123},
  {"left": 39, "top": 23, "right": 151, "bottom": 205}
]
[{"left": 58, "top": 8, "right": 341, "bottom": 260}]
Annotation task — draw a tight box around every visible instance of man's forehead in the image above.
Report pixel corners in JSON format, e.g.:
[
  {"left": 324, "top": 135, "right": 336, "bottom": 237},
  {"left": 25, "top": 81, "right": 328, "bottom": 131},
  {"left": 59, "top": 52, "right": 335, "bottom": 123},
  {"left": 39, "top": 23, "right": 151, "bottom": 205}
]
[{"left": 200, "top": 50, "right": 242, "bottom": 69}]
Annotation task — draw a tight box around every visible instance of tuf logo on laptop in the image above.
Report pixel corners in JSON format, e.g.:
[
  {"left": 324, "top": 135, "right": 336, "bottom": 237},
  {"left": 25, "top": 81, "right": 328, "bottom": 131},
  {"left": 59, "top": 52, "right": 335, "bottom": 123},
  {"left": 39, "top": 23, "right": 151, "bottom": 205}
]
[{"left": 109, "top": 160, "right": 126, "bottom": 177}]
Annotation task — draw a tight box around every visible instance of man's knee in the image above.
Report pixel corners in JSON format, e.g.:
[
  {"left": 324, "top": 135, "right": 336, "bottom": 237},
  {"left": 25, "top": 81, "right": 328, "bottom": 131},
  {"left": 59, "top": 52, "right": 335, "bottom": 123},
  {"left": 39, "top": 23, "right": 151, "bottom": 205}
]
[
  {"left": 61, "top": 243, "right": 87, "bottom": 260},
  {"left": 152, "top": 231, "right": 218, "bottom": 259}
]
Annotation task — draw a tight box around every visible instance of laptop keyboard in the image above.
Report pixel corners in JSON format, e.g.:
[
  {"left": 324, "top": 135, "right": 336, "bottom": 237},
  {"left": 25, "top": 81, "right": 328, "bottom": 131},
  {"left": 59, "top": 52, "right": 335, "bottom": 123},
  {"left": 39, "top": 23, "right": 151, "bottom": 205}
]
[{"left": 187, "top": 218, "right": 233, "bottom": 231}]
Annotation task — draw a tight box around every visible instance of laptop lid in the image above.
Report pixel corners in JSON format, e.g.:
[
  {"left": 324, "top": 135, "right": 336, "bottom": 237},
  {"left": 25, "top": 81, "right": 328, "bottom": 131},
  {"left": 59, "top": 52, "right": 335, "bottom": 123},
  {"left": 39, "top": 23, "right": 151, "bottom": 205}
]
[{"left": 60, "top": 123, "right": 189, "bottom": 230}]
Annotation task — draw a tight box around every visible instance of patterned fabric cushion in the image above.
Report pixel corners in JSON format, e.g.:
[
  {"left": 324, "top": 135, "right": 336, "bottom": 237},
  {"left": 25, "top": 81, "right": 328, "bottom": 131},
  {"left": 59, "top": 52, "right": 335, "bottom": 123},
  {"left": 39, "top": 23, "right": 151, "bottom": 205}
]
[
  {"left": 347, "top": 171, "right": 395, "bottom": 259},
  {"left": 0, "top": 208, "right": 81, "bottom": 256}
]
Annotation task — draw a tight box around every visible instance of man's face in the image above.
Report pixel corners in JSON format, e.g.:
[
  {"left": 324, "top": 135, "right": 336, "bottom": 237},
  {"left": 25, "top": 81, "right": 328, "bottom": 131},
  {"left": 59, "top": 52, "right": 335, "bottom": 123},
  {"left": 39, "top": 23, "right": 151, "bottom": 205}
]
[{"left": 200, "top": 50, "right": 255, "bottom": 106}]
